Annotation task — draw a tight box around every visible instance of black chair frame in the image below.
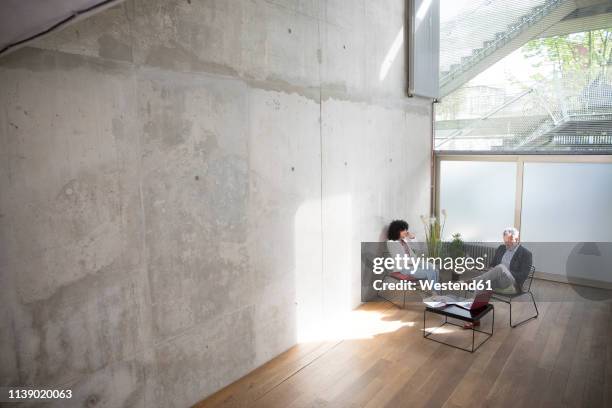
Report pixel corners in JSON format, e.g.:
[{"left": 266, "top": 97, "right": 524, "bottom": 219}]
[{"left": 491, "top": 265, "right": 538, "bottom": 328}]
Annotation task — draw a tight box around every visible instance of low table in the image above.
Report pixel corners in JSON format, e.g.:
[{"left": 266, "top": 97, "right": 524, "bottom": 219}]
[{"left": 423, "top": 304, "right": 494, "bottom": 352}]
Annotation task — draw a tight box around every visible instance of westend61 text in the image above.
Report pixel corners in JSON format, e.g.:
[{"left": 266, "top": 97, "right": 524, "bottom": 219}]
[{"left": 372, "top": 279, "right": 493, "bottom": 291}]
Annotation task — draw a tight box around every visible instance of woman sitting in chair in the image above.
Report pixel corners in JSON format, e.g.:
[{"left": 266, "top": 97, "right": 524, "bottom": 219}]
[{"left": 386, "top": 219, "right": 439, "bottom": 287}]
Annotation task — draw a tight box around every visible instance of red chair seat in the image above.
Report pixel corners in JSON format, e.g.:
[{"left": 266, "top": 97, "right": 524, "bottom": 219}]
[{"left": 389, "top": 272, "right": 417, "bottom": 281}]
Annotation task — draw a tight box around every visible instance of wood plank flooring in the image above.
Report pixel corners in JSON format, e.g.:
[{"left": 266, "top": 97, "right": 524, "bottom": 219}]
[{"left": 194, "top": 280, "right": 612, "bottom": 408}]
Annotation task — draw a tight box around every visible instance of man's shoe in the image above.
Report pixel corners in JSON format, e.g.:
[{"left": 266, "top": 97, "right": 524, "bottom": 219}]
[{"left": 463, "top": 321, "right": 480, "bottom": 329}]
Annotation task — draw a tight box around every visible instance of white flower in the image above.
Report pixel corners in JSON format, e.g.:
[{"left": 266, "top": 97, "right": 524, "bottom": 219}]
[{"left": 429, "top": 217, "right": 436, "bottom": 225}]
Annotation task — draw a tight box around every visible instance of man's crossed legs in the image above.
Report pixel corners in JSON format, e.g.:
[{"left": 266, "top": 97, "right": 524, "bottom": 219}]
[{"left": 473, "top": 264, "right": 517, "bottom": 294}]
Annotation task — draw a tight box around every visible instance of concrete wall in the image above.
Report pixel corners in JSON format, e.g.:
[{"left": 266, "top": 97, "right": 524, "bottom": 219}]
[{"left": 0, "top": 0, "right": 432, "bottom": 406}]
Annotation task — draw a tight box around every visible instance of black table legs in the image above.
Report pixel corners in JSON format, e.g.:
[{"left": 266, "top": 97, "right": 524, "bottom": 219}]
[{"left": 423, "top": 308, "right": 494, "bottom": 353}]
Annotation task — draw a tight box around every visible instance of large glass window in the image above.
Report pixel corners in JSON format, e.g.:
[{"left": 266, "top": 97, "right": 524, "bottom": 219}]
[
  {"left": 435, "top": 2, "right": 612, "bottom": 286},
  {"left": 436, "top": 2, "right": 612, "bottom": 154}
]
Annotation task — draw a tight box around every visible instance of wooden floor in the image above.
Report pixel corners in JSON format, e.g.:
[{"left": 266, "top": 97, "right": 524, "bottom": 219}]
[{"left": 194, "top": 280, "right": 612, "bottom": 408}]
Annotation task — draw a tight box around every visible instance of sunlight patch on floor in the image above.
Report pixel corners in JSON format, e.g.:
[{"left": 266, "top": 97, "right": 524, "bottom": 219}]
[{"left": 298, "top": 306, "right": 415, "bottom": 343}]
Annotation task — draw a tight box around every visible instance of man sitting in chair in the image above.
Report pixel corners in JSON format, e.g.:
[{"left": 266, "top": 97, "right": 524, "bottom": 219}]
[
  {"left": 463, "top": 227, "right": 532, "bottom": 329},
  {"left": 472, "top": 227, "right": 532, "bottom": 295}
]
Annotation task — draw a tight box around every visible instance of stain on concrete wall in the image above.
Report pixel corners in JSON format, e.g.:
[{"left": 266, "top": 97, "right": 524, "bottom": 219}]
[{"left": 0, "top": 0, "right": 432, "bottom": 406}]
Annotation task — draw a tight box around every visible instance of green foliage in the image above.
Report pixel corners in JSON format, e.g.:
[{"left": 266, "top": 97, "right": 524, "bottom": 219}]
[
  {"left": 448, "top": 233, "right": 465, "bottom": 259},
  {"left": 522, "top": 29, "right": 612, "bottom": 76}
]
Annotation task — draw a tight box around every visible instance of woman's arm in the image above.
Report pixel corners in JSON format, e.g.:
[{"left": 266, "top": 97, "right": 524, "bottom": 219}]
[{"left": 386, "top": 240, "right": 413, "bottom": 273}]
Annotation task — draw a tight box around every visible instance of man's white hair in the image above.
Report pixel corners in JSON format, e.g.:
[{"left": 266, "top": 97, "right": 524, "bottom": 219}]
[{"left": 503, "top": 227, "right": 520, "bottom": 238}]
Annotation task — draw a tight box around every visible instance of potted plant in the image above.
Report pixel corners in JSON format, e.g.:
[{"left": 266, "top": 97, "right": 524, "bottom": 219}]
[{"left": 448, "top": 233, "right": 465, "bottom": 259}]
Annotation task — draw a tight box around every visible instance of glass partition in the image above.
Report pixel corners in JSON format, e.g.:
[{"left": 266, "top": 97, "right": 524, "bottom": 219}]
[
  {"left": 437, "top": 157, "right": 612, "bottom": 285},
  {"left": 439, "top": 160, "right": 517, "bottom": 241},
  {"left": 521, "top": 162, "right": 612, "bottom": 242}
]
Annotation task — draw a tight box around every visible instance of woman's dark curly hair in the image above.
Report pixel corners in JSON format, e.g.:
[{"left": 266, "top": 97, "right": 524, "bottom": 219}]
[{"left": 387, "top": 220, "right": 409, "bottom": 240}]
